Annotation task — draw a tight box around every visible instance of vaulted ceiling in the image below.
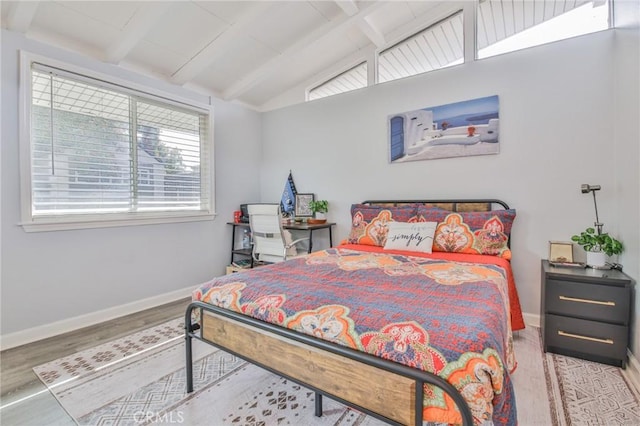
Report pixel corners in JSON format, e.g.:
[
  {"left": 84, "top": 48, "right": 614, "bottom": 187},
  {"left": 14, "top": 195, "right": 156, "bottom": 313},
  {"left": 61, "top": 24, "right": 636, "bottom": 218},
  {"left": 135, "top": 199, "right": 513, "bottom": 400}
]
[{"left": 1, "top": 1, "right": 594, "bottom": 111}]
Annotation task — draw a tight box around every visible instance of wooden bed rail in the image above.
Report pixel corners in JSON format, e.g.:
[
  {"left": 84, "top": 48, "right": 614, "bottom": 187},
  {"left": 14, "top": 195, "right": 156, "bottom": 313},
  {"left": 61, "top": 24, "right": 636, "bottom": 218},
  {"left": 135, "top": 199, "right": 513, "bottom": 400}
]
[{"left": 185, "top": 301, "right": 474, "bottom": 426}]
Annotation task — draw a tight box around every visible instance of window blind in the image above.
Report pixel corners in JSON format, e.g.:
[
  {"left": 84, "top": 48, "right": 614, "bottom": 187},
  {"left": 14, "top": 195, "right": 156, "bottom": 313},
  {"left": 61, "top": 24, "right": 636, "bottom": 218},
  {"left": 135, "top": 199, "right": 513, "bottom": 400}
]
[
  {"left": 30, "top": 64, "right": 210, "bottom": 217},
  {"left": 308, "top": 62, "right": 367, "bottom": 101},
  {"left": 378, "top": 11, "right": 464, "bottom": 84}
]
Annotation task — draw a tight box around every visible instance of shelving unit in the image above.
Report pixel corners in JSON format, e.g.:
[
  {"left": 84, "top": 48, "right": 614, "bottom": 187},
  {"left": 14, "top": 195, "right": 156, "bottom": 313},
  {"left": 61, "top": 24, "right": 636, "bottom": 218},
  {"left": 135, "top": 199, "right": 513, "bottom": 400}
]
[{"left": 228, "top": 222, "right": 254, "bottom": 269}]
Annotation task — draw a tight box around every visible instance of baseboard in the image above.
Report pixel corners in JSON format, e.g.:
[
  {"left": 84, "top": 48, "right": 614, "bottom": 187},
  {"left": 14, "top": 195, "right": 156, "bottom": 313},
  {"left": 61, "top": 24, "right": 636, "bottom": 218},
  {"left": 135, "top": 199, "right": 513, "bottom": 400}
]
[
  {"left": 523, "top": 312, "right": 540, "bottom": 328},
  {"left": 625, "top": 349, "right": 640, "bottom": 395},
  {"left": 0, "top": 285, "right": 194, "bottom": 350}
]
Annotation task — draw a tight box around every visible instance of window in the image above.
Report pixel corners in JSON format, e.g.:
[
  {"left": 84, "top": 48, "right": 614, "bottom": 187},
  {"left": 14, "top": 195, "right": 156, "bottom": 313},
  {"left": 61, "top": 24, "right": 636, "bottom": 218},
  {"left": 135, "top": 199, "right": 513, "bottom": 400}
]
[
  {"left": 308, "top": 0, "right": 610, "bottom": 99},
  {"left": 308, "top": 62, "right": 367, "bottom": 101},
  {"left": 378, "top": 10, "right": 463, "bottom": 84},
  {"left": 20, "top": 53, "right": 213, "bottom": 231},
  {"left": 477, "top": 0, "right": 610, "bottom": 59}
]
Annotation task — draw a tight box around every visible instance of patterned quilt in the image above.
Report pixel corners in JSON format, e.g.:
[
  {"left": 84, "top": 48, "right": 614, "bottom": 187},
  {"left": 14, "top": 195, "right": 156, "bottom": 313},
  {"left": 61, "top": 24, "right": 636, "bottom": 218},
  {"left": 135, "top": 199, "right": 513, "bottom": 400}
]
[{"left": 193, "top": 246, "right": 518, "bottom": 425}]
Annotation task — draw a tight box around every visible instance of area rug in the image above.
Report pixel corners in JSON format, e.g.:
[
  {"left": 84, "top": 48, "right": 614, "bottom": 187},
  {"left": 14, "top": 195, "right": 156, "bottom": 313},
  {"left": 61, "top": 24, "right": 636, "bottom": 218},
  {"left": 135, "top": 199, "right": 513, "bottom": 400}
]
[{"left": 34, "top": 320, "right": 640, "bottom": 425}]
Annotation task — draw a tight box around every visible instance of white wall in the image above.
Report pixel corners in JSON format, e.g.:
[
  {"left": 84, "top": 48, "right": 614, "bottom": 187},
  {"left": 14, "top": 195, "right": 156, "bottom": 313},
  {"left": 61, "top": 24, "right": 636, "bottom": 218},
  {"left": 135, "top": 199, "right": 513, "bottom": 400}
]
[
  {"left": 1, "top": 19, "right": 638, "bottom": 362},
  {"left": 613, "top": 2, "right": 640, "bottom": 357},
  {"left": 261, "top": 30, "right": 640, "bottom": 356},
  {"left": 0, "top": 30, "right": 262, "bottom": 342}
]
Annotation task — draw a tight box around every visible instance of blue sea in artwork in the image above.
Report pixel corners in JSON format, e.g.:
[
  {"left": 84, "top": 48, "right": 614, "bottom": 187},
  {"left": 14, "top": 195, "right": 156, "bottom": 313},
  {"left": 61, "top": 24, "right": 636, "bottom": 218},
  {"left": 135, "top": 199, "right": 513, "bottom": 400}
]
[
  {"left": 425, "top": 95, "right": 499, "bottom": 128},
  {"left": 434, "top": 111, "right": 499, "bottom": 128}
]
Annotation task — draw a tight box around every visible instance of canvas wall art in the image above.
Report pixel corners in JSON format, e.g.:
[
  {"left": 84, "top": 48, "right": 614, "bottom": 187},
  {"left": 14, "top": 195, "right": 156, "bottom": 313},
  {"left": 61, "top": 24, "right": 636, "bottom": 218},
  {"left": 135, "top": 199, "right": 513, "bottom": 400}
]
[{"left": 388, "top": 95, "right": 499, "bottom": 163}]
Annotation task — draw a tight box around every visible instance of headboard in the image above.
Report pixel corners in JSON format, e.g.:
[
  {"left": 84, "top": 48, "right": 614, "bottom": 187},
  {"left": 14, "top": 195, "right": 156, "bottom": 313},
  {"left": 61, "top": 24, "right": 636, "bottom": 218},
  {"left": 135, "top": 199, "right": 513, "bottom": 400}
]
[{"left": 361, "top": 199, "right": 510, "bottom": 212}]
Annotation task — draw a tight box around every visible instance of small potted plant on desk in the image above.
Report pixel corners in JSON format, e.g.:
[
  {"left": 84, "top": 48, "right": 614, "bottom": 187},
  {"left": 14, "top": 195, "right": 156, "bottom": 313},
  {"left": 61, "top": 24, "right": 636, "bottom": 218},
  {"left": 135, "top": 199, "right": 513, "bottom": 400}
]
[
  {"left": 307, "top": 200, "right": 328, "bottom": 224},
  {"left": 571, "top": 227, "right": 623, "bottom": 269}
]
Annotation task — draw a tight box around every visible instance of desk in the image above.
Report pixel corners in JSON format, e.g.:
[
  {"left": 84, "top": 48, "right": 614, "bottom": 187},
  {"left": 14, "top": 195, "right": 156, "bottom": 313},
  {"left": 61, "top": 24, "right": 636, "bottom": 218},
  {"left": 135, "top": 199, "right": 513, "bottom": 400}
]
[
  {"left": 280, "top": 221, "right": 335, "bottom": 253},
  {"left": 227, "top": 221, "right": 335, "bottom": 267}
]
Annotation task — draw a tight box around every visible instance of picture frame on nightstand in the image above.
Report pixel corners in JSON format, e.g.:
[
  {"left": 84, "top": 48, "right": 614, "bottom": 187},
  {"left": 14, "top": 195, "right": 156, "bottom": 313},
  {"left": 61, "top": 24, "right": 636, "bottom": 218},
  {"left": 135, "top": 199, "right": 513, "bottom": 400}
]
[{"left": 548, "top": 241, "right": 586, "bottom": 268}]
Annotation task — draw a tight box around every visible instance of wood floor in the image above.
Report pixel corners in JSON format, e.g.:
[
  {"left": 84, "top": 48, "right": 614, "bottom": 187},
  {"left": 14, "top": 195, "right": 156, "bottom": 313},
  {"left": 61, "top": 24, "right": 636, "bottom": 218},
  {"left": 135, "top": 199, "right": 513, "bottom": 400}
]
[{"left": 0, "top": 297, "right": 190, "bottom": 425}]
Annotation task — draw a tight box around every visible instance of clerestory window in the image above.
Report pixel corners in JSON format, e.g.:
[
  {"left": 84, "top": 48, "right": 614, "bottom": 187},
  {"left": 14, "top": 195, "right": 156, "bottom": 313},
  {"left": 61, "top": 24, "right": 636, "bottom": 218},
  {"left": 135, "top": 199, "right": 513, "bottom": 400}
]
[
  {"left": 477, "top": 0, "right": 610, "bottom": 59},
  {"left": 308, "top": 62, "right": 368, "bottom": 101},
  {"left": 307, "top": 1, "right": 611, "bottom": 101},
  {"left": 378, "top": 10, "right": 464, "bottom": 84}
]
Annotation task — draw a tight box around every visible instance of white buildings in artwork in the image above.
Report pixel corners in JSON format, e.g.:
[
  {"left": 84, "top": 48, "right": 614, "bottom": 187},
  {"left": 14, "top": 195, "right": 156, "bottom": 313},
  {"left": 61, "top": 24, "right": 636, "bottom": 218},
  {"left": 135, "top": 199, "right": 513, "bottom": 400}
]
[{"left": 390, "top": 107, "right": 500, "bottom": 163}]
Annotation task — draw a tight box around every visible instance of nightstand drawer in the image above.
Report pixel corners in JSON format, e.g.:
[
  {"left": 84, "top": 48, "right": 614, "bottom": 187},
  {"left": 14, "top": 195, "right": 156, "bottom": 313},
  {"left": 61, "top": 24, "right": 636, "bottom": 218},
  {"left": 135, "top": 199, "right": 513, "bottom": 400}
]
[
  {"left": 546, "top": 279, "right": 630, "bottom": 324},
  {"left": 545, "top": 314, "right": 628, "bottom": 361}
]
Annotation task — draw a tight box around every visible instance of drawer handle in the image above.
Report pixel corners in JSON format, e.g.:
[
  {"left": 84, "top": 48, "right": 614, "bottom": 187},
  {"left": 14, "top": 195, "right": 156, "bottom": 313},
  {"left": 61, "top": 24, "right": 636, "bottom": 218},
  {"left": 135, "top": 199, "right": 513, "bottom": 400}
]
[
  {"left": 558, "top": 295, "right": 615, "bottom": 306},
  {"left": 558, "top": 330, "right": 614, "bottom": 345}
]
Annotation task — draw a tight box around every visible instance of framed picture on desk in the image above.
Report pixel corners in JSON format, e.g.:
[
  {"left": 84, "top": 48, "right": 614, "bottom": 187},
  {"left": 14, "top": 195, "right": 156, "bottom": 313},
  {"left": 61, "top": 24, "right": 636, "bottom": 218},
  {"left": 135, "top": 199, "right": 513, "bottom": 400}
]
[{"left": 295, "top": 193, "right": 314, "bottom": 217}]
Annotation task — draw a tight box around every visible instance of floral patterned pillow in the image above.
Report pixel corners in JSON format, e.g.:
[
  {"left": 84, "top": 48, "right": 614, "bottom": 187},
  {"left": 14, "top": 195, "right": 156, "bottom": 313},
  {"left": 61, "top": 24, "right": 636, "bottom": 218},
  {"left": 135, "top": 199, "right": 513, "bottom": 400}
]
[
  {"left": 347, "top": 204, "right": 418, "bottom": 247},
  {"left": 415, "top": 205, "right": 451, "bottom": 223},
  {"left": 432, "top": 209, "right": 516, "bottom": 259}
]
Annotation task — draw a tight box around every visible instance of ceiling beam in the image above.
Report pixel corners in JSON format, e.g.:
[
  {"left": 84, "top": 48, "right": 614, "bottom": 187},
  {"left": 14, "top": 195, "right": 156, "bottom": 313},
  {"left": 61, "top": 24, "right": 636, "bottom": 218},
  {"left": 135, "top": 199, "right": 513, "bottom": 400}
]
[
  {"left": 170, "top": 2, "right": 280, "bottom": 86},
  {"left": 104, "top": 3, "right": 173, "bottom": 64},
  {"left": 223, "top": 1, "right": 385, "bottom": 101},
  {"left": 335, "top": 0, "right": 386, "bottom": 48},
  {"left": 335, "top": 1, "right": 358, "bottom": 16},
  {"left": 358, "top": 17, "right": 386, "bottom": 48},
  {"left": 5, "top": 1, "right": 39, "bottom": 33}
]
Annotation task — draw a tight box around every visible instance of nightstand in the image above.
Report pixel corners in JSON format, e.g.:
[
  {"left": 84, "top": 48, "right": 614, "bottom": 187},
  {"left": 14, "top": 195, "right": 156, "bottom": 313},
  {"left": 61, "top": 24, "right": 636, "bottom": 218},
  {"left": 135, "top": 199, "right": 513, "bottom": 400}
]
[{"left": 540, "top": 260, "right": 633, "bottom": 368}]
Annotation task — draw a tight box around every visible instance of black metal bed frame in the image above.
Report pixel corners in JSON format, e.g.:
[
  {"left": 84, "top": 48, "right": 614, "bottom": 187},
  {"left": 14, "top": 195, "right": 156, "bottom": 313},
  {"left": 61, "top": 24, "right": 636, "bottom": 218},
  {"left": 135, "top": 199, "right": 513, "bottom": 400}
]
[
  {"left": 185, "top": 302, "right": 473, "bottom": 426},
  {"left": 361, "top": 199, "right": 509, "bottom": 210},
  {"left": 185, "top": 199, "right": 512, "bottom": 426}
]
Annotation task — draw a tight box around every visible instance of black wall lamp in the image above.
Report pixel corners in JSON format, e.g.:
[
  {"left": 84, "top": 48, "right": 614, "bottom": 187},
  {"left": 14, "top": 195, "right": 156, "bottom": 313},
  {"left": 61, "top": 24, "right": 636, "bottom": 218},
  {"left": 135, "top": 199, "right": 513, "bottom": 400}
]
[{"left": 581, "top": 184, "right": 603, "bottom": 235}]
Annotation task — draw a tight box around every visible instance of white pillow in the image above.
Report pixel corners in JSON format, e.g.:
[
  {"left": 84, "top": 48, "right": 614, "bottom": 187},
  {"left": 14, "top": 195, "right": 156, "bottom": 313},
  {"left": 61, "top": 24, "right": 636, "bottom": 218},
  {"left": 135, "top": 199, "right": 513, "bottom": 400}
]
[{"left": 383, "top": 222, "right": 436, "bottom": 253}]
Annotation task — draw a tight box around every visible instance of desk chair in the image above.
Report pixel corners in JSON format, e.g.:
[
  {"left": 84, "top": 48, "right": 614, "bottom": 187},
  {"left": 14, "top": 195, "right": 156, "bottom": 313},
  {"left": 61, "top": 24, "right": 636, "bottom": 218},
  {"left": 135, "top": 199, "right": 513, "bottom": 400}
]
[{"left": 248, "top": 204, "right": 310, "bottom": 263}]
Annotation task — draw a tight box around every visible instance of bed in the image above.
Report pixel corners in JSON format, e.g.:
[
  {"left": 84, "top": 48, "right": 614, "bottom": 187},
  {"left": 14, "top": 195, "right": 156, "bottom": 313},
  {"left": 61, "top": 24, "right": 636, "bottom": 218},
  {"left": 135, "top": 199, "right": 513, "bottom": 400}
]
[{"left": 185, "top": 199, "right": 524, "bottom": 425}]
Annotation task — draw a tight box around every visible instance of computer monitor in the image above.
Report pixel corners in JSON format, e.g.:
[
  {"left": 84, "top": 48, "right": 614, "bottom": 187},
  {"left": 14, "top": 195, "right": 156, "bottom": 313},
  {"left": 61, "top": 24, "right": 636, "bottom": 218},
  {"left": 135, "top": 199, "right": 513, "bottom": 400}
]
[{"left": 239, "top": 204, "right": 249, "bottom": 223}]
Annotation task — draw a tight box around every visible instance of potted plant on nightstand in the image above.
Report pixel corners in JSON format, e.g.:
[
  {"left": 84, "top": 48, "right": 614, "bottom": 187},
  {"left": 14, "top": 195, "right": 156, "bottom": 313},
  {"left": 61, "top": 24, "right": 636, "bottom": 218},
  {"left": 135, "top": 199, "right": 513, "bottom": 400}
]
[
  {"left": 571, "top": 227, "right": 623, "bottom": 268},
  {"left": 308, "top": 200, "right": 328, "bottom": 224}
]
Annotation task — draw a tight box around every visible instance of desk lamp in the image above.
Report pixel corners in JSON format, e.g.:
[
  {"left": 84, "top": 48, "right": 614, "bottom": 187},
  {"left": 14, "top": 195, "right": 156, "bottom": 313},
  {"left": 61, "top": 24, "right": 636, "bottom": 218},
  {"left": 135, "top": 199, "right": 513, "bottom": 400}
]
[{"left": 581, "top": 184, "right": 603, "bottom": 235}]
